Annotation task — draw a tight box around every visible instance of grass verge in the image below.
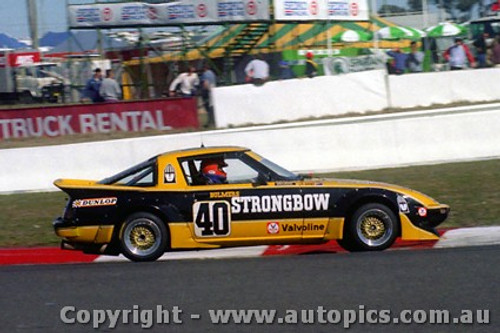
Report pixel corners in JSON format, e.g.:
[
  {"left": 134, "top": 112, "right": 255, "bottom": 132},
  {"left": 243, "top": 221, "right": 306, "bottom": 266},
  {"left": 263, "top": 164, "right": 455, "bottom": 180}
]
[{"left": 0, "top": 158, "right": 498, "bottom": 248}]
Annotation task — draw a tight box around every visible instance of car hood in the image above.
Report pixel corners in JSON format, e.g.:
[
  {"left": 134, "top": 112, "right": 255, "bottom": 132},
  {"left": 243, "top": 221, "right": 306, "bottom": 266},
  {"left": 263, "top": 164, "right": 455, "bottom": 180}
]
[{"left": 278, "top": 178, "right": 443, "bottom": 207}]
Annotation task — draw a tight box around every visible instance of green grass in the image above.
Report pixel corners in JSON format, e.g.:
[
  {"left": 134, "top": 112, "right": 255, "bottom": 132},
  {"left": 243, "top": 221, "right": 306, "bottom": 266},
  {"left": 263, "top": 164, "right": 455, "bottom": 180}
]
[{"left": 0, "top": 159, "right": 498, "bottom": 248}]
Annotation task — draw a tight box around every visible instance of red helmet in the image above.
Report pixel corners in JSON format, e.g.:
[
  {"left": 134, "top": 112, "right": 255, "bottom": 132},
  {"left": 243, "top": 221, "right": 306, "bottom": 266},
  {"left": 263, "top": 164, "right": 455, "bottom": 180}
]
[
  {"left": 306, "top": 51, "right": 314, "bottom": 59},
  {"left": 201, "top": 158, "right": 227, "bottom": 184}
]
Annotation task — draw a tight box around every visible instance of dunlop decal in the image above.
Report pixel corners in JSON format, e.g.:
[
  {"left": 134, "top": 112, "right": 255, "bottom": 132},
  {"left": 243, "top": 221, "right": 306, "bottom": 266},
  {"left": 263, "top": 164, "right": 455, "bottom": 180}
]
[{"left": 72, "top": 197, "right": 117, "bottom": 208}]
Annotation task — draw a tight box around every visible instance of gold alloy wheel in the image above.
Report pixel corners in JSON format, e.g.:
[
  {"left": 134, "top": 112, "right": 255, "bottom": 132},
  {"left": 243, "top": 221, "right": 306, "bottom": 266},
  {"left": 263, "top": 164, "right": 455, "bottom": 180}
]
[
  {"left": 360, "top": 216, "right": 386, "bottom": 240},
  {"left": 130, "top": 226, "right": 156, "bottom": 250},
  {"left": 122, "top": 218, "right": 163, "bottom": 257},
  {"left": 355, "top": 208, "right": 394, "bottom": 247}
]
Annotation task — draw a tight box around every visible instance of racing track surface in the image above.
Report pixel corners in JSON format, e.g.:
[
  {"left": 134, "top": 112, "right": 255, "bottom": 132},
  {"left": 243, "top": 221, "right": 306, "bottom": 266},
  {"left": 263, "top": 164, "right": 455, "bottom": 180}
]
[{"left": 1, "top": 245, "right": 498, "bottom": 333}]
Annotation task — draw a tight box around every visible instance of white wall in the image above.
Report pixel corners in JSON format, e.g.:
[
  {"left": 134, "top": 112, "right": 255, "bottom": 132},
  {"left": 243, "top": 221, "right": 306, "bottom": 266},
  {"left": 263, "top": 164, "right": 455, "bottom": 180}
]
[
  {"left": 2, "top": 104, "right": 499, "bottom": 193},
  {"left": 213, "top": 68, "right": 500, "bottom": 128},
  {"left": 213, "top": 70, "right": 389, "bottom": 128}
]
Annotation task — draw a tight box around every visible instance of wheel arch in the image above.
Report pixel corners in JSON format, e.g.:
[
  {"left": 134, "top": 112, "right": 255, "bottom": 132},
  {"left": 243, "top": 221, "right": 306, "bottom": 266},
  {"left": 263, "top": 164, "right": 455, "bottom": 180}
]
[{"left": 343, "top": 193, "right": 401, "bottom": 236}]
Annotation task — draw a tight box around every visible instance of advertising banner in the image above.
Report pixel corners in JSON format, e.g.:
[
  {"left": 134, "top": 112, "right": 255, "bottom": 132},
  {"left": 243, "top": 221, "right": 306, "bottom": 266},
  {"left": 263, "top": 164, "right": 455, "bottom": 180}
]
[
  {"left": 273, "top": 0, "right": 369, "bottom": 21},
  {"left": 0, "top": 52, "right": 41, "bottom": 68},
  {"left": 322, "top": 55, "right": 385, "bottom": 75},
  {"left": 0, "top": 98, "right": 198, "bottom": 140},
  {"left": 68, "top": 0, "right": 270, "bottom": 28}
]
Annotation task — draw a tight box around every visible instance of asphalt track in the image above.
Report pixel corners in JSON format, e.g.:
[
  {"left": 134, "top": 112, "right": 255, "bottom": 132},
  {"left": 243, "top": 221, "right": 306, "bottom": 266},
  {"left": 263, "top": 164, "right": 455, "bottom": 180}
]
[{"left": 1, "top": 245, "right": 497, "bottom": 333}]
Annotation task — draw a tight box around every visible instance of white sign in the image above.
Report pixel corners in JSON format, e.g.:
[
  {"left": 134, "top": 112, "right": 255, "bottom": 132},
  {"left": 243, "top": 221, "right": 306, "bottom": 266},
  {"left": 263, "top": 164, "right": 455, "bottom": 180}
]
[
  {"left": 274, "top": 0, "right": 369, "bottom": 21},
  {"left": 68, "top": 0, "right": 270, "bottom": 28}
]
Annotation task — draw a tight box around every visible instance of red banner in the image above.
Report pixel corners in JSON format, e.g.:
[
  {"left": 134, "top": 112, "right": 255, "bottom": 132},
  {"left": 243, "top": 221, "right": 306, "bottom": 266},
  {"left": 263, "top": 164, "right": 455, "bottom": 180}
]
[
  {"left": 0, "top": 51, "right": 41, "bottom": 68},
  {"left": 0, "top": 98, "right": 198, "bottom": 140}
]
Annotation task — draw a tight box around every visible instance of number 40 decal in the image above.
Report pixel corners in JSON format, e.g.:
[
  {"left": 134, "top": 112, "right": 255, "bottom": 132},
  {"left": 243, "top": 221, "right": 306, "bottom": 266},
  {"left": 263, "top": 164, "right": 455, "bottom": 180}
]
[{"left": 193, "top": 201, "right": 231, "bottom": 237}]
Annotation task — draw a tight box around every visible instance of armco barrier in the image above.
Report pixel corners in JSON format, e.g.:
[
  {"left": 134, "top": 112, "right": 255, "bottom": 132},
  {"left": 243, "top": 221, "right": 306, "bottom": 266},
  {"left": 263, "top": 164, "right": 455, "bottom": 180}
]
[
  {"left": 1, "top": 104, "right": 500, "bottom": 193},
  {"left": 213, "top": 68, "right": 500, "bottom": 128},
  {"left": 0, "top": 97, "right": 198, "bottom": 140}
]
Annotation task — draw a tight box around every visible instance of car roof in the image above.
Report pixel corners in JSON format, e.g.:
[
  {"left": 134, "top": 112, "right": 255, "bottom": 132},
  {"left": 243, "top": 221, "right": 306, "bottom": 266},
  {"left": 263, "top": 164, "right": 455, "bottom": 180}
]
[{"left": 159, "top": 146, "right": 250, "bottom": 159}]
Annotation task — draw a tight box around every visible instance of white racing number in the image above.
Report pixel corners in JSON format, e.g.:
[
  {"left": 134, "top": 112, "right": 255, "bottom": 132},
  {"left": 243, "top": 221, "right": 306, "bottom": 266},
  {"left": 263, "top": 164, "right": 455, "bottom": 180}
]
[{"left": 193, "top": 201, "right": 231, "bottom": 237}]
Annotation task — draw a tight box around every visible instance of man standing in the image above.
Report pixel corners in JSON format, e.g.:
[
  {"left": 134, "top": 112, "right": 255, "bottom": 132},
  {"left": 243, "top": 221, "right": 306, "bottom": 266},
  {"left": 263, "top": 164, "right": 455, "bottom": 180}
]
[
  {"left": 245, "top": 54, "right": 269, "bottom": 85},
  {"left": 83, "top": 68, "right": 103, "bottom": 103},
  {"left": 99, "top": 69, "right": 122, "bottom": 102},
  {"left": 200, "top": 63, "right": 217, "bottom": 128},
  {"left": 473, "top": 32, "right": 489, "bottom": 68},
  {"left": 406, "top": 41, "right": 425, "bottom": 73},
  {"left": 386, "top": 48, "right": 408, "bottom": 74},
  {"left": 305, "top": 51, "right": 318, "bottom": 78},
  {"left": 169, "top": 64, "right": 200, "bottom": 97},
  {"left": 443, "top": 37, "right": 475, "bottom": 70}
]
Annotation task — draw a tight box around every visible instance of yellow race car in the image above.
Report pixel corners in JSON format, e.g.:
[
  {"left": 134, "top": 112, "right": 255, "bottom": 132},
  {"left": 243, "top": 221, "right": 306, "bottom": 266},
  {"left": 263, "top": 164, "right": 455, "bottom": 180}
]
[{"left": 53, "top": 146, "right": 449, "bottom": 262}]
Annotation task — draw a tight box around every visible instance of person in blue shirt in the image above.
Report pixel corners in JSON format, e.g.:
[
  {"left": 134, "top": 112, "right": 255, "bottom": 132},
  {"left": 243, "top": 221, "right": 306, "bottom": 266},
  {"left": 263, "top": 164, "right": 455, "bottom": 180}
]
[
  {"left": 83, "top": 68, "right": 104, "bottom": 103},
  {"left": 386, "top": 48, "right": 408, "bottom": 75}
]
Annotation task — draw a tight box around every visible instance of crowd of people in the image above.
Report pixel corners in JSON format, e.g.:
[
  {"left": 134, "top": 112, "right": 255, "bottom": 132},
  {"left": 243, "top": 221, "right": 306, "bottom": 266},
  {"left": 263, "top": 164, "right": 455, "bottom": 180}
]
[
  {"left": 81, "top": 36, "right": 500, "bottom": 128},
  {"left": 386, "top": 33, "right": 500, "bottom": 74}
]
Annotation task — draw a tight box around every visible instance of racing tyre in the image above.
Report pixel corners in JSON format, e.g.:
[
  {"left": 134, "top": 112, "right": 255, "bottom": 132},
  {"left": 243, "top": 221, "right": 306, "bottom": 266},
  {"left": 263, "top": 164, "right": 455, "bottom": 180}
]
[
  {"left": 338, "top": 203, "right": 399, "bottom": 252},
  {"left": 119, "top": 212, "right": 168, "bottom": 262}
]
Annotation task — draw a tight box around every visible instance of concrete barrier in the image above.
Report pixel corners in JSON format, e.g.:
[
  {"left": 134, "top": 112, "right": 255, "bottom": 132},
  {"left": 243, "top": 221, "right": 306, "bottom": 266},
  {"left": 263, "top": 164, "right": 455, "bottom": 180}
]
[
  {"left": 1, "top": 103, "right": 499, "bottom": 193},
  {"left": 213, "top": 68, "right": 500, "bottom": 128}
]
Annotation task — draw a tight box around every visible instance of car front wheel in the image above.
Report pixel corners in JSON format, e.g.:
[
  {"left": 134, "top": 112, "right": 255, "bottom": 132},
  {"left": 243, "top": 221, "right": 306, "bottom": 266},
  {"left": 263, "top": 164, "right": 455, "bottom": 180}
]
[
  {"left": 119, "top": 212, "right": 168, "bottom": 262},
  {"left": 338, "top": 203, "right": 399, "bottom": 251}
]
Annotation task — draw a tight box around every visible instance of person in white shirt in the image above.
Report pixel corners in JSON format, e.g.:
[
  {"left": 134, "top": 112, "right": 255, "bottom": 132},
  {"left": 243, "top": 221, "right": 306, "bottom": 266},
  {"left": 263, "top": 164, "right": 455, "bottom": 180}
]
[
  {"left": 169, "top": 65, "right": 200, "bottom": 97},
  {"left": 245, "top": 54, "right": 269, "bottom": 85}
]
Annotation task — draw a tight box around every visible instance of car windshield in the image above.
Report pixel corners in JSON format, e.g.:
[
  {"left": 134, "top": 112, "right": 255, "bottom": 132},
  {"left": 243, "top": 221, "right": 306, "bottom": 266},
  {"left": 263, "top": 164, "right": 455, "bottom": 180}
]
[
  {"left": 99, "top": 157, "right": 156, "bottom": 186},
  {"left": 259, "top": 158, "right": 300, "bottom": 180}
]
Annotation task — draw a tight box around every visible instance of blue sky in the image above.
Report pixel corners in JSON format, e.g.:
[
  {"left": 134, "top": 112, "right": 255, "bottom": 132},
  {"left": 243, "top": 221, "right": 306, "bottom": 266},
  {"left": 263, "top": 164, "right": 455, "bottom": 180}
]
[
  {"left": 0, "top": 0, "right": 417, "bottom": 39},
  {"left": 0, "top": 0, "right": 94, "bottom": 38}
]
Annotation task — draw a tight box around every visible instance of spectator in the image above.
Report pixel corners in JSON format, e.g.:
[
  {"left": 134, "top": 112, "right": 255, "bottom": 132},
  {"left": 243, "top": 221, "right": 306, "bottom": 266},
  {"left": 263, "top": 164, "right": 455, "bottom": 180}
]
[
  {"left": 245, "top": 54, "right": 269, "bottom": 85},
  {"left": 279, "top": 60, "right": 295, "bottom": 80},
  {"left": 169, "top": 64, "right": 199, "bottom": 97},
  {"left": 386, "top": 48, "right": 408, "bottom": 74},
  {"left": 491, "top": 35, "right": 500, "bottom": 66},
  {"left": 305, "top": 51, "right": 318, "bottom": 78},
  {"left": 443, "top": 37, "right": 475, "bottom": 70},
  {"left": 200, "top": 62, "right": 217, "bottom": 128},
  {"left": 406, "top": 41, "right": 425, "bottom": 73},
  {"left": 473, "top": 32, "right": 489, "bottom": 68},
  {"left": 99, "top": 69, "right": 121, "bottom": 102},
  {"left": 83, "top": 68, "right": 103, "bottom": 103}
]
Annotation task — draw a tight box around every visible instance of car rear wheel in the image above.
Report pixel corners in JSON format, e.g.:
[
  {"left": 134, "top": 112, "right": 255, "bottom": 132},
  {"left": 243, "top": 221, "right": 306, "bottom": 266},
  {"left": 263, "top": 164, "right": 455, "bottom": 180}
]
[
  {"left": 119, "top": 212, "right": 168, "bottom": 262},
  {"left": 338, "top": 203, "right": 399, "bottom": 251}
]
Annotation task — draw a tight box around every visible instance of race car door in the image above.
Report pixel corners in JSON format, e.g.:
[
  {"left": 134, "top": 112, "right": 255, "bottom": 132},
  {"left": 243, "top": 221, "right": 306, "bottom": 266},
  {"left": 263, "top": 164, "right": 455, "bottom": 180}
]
[{"left": 180, "top": 155, "right": 304, "bottom": 245}]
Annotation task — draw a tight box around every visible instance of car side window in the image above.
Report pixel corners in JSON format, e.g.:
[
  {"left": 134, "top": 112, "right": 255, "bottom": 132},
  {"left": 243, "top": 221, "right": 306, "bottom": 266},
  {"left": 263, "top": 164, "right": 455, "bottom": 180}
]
[
  {"left": 180, "top": 156, "right": 259, "bottom": 186},
  {"left": 224, "top": 158, "right": 259, "bottom": 184}
]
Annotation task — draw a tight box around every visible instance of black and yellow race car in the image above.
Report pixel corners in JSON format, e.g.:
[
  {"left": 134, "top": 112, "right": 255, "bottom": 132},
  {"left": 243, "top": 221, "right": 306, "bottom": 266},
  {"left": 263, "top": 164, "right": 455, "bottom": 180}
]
[{"left": 53, "top": 146, "right": 449, "bottom": 262}]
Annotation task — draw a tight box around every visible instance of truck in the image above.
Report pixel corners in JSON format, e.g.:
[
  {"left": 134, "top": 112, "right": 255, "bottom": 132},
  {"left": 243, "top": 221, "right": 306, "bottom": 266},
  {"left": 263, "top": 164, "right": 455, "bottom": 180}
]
[{"left": 0, "top": 50, "right": 65, "bottom": 104}]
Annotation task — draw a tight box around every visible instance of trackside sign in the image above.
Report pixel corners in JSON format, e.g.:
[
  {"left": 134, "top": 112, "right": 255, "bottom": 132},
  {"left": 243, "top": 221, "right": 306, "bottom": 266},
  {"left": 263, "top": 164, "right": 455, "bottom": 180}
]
[{"left": 0, "top": 98, "right": 198, "bottom": 140}]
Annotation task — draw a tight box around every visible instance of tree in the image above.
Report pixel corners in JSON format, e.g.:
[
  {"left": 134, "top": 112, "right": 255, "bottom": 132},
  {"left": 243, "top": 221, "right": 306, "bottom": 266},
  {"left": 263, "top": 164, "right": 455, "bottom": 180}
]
[
  {"left": 379, "top": 4, "right": 407, "bottom": 15},
  {"left": 430, "top": 0, "right": 482, "bottom": 22},
  {"left": 408, "top": 0, "right": 423, "bottom": 12}
]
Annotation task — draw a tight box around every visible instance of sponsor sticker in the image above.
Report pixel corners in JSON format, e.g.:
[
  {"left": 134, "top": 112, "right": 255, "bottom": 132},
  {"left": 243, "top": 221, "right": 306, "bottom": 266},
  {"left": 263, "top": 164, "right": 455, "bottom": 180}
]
[
  {"left": 72, "top": 197, "right": 117, "bottom": 208},
  {"left": 164, "top": 164, "right": 176, "bottom": 183},
  {"left": 397, "top": 195, "right": 410, "bottom": 213},
  {"left": 418, "top": 207, "right": 428, "bottom": 217},
  {"left": 267, "top": 222, "right": 280, "bottom": 234}
]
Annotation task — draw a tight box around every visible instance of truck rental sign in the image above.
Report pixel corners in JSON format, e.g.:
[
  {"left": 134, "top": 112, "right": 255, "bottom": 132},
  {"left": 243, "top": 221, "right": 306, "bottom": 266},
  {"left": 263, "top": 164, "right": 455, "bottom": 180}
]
[{"left": 0, "top": 98, "right": 198, "bottom": 140}]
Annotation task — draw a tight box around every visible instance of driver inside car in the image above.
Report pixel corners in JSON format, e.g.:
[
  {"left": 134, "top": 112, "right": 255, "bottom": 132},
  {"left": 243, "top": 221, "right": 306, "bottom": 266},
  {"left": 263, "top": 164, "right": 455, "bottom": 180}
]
[{"left": 200, "top": 158, "right": 228, "bottom": 184}]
